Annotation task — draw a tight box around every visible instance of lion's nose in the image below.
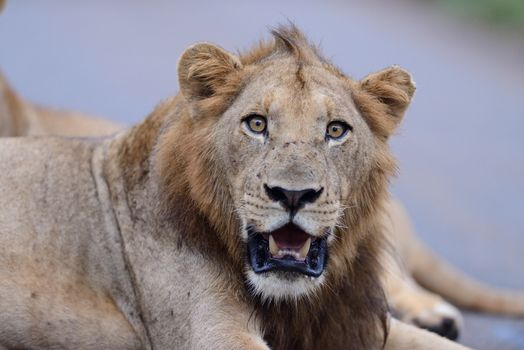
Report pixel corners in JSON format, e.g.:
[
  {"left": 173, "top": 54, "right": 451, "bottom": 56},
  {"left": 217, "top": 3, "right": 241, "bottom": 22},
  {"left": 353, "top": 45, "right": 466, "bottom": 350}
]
[{"left": 264, "top": 184, "right": 323, "bottom": 215}]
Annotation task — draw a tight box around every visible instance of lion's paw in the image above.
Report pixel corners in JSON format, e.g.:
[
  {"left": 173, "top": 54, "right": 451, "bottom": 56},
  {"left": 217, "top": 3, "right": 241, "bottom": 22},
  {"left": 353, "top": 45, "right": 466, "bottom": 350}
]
[
  {"left": 392, "top": 292, "right": 463, "bottom": 340},
  {"left": 410, "top": 302, "right": 463, "bottom": 340}
]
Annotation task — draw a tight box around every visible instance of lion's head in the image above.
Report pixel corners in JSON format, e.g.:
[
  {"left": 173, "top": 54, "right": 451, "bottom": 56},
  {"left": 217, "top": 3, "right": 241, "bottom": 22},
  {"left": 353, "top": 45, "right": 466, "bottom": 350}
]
[{"left": 156, "top": 25, "right": 415, "bottom": 303}]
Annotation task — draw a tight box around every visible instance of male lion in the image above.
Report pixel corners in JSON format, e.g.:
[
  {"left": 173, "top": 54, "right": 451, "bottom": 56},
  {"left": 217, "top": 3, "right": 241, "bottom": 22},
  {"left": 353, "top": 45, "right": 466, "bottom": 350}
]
[
  {"left": 0, "top": 73, "right": 121, "bottom": 137},
  {"left": 3, "top": 5, "right": 523, "bottom": 340},
  {"left": 0, "top": 26, "right": 474, "bottom": 349}
]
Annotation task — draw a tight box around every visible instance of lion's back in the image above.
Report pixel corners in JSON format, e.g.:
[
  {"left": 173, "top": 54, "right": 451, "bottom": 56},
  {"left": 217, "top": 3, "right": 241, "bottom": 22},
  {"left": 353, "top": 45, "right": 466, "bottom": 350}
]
[{"left": 0, "top": 136, "right": 97, "bottom": 218}]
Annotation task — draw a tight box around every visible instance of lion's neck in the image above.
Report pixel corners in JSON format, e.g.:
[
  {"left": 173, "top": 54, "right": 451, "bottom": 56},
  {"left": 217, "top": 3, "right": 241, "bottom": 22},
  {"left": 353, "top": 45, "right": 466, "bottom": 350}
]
[
  {"left": 104, "top": 92, "right": 245, "bottom": 274},
  {"left": 107, "top": 95, "right": 181, "bottom": 192},
  {"left": 256, "top": 226, "right": 387, "bottom": 350}
]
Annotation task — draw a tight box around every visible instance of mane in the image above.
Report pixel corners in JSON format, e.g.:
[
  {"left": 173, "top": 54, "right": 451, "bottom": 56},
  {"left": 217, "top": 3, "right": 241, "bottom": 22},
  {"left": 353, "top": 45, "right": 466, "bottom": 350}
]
[
  {"left": 240, "top": 24, "right": 346, "bottom": 79},
  {"left": 116, "top": 25, "right": 391, "bottom": 349},
  {"left": 241, "top": 24, "right": 318, "bottom": 64}
]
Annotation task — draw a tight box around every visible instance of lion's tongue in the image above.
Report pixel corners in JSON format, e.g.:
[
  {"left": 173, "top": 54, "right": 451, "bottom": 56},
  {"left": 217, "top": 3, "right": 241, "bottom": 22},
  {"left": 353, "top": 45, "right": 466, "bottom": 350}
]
[
  {"left": 268, "top": 224, "right": 312, "bottom": 260},
  {"left": 271, "top": 224, "right": 309, "bottom": 249}
]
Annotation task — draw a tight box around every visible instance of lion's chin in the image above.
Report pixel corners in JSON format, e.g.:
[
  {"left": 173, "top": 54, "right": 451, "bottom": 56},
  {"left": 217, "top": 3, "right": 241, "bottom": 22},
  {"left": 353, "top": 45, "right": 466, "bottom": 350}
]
[{"left": 246, "top": 269, "right": 325, "bottom": 302}]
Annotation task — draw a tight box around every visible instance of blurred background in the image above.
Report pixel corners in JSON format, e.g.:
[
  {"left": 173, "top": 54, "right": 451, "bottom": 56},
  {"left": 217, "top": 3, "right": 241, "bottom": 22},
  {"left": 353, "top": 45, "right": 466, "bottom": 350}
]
[{"left": 1, "top": 0, "right": 523, "bottom": 348}]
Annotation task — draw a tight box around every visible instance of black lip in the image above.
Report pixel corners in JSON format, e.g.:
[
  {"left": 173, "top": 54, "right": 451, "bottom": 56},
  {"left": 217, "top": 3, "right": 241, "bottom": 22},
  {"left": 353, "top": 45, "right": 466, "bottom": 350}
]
[{"left": 247, "top": 226, "right": 328, "bottom": 278}]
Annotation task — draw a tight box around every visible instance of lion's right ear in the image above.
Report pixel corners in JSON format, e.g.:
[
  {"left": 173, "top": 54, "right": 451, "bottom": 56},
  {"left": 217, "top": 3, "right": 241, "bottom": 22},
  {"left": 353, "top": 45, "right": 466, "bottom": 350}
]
[
  {"left": 177, "top": 43, "right": 242, "bottom": 103},
  {"left": 0, "top": 0, "right": 6, "bottom": 13}
]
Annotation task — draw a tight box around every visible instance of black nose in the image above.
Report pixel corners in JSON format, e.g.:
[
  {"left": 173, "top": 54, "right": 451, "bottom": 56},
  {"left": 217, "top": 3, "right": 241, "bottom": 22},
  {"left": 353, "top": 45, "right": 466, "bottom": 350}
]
[{"left": 264, "top": 184, "right": 323, "bottom": 214}]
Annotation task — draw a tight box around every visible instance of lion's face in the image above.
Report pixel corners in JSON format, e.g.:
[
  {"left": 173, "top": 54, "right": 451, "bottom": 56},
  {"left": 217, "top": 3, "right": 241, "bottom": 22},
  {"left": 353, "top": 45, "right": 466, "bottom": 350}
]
[
  {"left": 210, "top": 60, "right": 376, "bottom": 300},
  {"left": 174, "top": 28, "right": 415, "bottom": 302}
]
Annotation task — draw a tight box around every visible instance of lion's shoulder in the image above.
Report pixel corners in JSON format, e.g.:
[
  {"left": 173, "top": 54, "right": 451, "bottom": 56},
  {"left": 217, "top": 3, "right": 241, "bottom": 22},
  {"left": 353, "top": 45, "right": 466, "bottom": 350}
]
[{"left": 0, "top": 137, "right": 96, "bottom": 189}]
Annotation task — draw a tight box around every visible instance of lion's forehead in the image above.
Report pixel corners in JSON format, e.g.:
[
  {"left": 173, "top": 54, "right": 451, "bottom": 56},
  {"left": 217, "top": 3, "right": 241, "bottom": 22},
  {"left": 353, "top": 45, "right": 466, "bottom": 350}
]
[
  {"left": 258, "top": 63, "right": 350, "bottom": 96},
  {"left": 235, "top": 64, "right": 360, "bottom": 127}
]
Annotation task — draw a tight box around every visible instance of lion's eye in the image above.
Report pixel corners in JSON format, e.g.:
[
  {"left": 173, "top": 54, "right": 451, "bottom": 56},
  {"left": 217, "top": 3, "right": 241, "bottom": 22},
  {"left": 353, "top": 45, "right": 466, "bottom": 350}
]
[
  {"left": 243, "top": 115, "right": 267, "bottom": 134},
  {"left": 326, "top": 121, "right": 351, "bottom": 140}
]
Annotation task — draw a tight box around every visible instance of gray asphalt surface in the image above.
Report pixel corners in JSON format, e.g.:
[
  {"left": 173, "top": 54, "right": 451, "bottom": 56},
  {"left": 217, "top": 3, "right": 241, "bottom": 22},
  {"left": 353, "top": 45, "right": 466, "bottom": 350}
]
[{"left": 1, "top": 1, "right": 523, "bottom": 349}]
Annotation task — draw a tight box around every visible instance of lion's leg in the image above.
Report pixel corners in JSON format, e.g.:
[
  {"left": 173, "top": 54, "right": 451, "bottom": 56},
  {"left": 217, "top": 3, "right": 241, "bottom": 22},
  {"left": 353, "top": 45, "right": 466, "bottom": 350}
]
[
  {"left": 189, "top": 293, "right": 270, "bottom": 350},
  {"left": 411, "top": 240, "right": 524, "bottom": 316},
  {"left": 385, "top": 318, "right": 471, "bottom": 350},
  {"left": 382, "top": 198, "right": 463, "bottom": 339},
  {"left": 382, "top": 244, "right": 462, "bottom": 340},
  {"left": 386, "top": 197, "right": 524, "bottom": 318}
]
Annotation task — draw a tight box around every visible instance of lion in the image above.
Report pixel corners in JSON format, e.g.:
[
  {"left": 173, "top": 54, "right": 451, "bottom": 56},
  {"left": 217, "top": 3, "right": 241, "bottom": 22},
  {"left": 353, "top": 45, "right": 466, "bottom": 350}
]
[
  {"left": 0, "top": 26, "right": 476, "bottom": 349},
  {"left": 0, "top": 73, "right": 122, "bottom": 137},
  {"left": 3, "top": 21, "right": 524, "bottom": 345}
]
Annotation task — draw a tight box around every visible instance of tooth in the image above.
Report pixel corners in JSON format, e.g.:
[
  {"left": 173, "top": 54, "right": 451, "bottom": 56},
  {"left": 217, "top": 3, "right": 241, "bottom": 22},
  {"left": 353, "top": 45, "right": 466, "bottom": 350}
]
[
  {"left": 299, "top": 238, "right": 311, "bottom": 260},
  {"left": 269, "top": 235, "right": 278, "bottom": 256}
]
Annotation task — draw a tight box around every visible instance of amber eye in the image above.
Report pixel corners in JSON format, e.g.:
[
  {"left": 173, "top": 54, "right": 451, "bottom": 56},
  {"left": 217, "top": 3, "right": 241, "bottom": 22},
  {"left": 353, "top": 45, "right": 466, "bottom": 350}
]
[
  {"left": 326, "top": 121, "right": 351, "bottom": 140},
  {"left": 243, "top": 115, "right": 267, "bottom": 134}
]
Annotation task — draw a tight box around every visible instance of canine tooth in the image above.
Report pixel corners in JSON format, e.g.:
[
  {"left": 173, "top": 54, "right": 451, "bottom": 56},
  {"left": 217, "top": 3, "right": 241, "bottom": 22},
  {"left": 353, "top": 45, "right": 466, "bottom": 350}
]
[
  {"left": 298, "top": 238, "right": 311, "bottom": 259},
  {"left": 269, "top": 235, "right": 278, "bottom": 256}
]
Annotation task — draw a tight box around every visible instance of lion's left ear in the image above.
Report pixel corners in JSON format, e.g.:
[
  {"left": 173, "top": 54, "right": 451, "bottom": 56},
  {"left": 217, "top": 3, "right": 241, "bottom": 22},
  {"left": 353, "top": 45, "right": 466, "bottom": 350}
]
[
  {"left": 177, "top": 43, "right": 242, "bottom": 103},
  {"left": 355, "top": 66, "right": 416, "bottom": 138}
]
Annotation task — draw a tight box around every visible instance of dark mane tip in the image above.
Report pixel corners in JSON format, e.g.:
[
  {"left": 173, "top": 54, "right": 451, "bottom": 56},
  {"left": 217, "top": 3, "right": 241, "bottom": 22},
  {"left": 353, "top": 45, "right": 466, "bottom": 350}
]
[
  {"left": 270, "top": 23, "right": 305, "bottom": 56},
  {"left": 240, "top": 23, "right": 325, "bottom": 66}
]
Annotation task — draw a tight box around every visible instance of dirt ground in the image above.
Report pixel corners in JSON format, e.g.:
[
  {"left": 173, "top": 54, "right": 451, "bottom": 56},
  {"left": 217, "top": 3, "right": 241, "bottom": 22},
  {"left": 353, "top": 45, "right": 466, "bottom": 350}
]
[{"left": 1, "top": 1, "right": 523, "bottom": 348}]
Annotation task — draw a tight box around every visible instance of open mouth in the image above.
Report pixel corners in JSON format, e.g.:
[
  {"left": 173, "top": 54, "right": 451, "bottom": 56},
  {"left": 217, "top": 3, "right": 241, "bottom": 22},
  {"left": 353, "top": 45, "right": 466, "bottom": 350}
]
[{"left": 247, "top": 223, "right": 328, "bottom": 277}]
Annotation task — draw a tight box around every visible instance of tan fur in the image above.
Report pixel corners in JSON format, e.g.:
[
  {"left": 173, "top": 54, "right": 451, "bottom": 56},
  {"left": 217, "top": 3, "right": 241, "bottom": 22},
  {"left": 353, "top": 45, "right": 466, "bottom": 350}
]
[
  {"left": 0, "top": 26, "right": 474, "bottom": 349},
  {"left": 385, "top": 319, "right": 469, "bottom": 350}
]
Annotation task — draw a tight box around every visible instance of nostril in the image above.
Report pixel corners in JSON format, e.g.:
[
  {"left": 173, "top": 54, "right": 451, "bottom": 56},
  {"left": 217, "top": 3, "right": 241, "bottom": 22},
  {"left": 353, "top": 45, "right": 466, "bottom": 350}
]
[
  {"left": 300, "top": 187, "right": 323, "bottom": 205},
  {"left": 264, "top": 184, "right": 288, "bottom": 204},
  {"left": 264, "top": 184, "right": 323, "bottom": 213}
]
